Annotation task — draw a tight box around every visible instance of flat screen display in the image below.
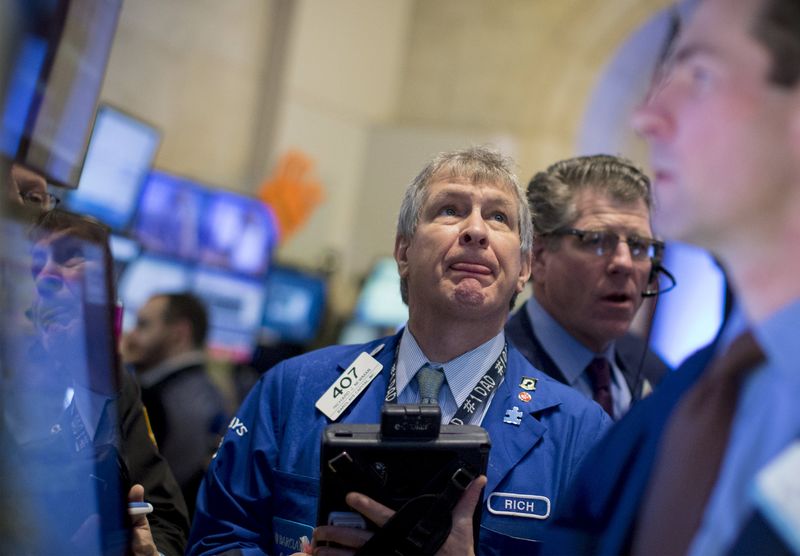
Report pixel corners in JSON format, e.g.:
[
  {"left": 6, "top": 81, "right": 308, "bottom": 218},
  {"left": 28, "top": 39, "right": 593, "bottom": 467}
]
[
  {"left": 354, "top": 257, "right": 407, "bottom": 329},
  {"left": 66, "top": 105, "right": 161, "bottom": 230},
  {"left": 199, "top": 189, "right": 279, "bottom": 277},
  {"left": 132, "top": 171, "right": 204, "bottom": 261},
  {"left": 134, "top": 170, "right": 278, "bottom": 277},
  {"left": 261, "top": 265, "right": 327, "bottom": 345},
  {"left": 192, "top": 266, "right": 267, "bottom": 361},
  {"left": 1, "top": 0, "right": 123, "bottom": 189}
]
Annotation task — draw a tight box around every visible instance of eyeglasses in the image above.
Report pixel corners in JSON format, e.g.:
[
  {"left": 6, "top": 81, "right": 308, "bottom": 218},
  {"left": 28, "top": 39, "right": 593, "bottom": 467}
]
[
  {"left": 549, "top": 228, "right": 664, "bottom": 261},
  {"left": 21, "top": 190, "right": 60, "bottom": 211}
]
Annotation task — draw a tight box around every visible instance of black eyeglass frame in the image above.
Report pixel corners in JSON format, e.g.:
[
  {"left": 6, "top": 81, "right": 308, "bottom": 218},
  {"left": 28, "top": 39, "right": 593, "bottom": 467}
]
[{"left": 548, "top": 227, "right": 665, "bottom": 261}]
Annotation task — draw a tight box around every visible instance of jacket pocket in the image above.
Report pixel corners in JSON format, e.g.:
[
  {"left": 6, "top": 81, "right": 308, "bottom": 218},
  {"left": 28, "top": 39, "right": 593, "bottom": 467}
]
[{"left": 271, "top": 468, "right": 319, "bottom": 526}]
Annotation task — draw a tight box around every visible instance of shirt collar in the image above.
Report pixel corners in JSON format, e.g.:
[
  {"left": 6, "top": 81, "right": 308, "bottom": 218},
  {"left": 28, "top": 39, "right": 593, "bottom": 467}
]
[
  {"left": 753, "top": 298, "right": 800, "bottom": 385},
  {"left": 524, "top": 295, "right": 615, "bottom": 385},
  {"left": 396, "top": 327, "right": 505, "bottom": 407},
  {"left": 70, "top": 385, "right": 113, "bottom": 440}
]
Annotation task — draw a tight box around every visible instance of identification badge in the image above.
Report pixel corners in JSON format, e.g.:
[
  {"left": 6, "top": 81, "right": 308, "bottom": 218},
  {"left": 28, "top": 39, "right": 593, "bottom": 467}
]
[
  {"left": 752, "top": 441, "right": 800, "bottom": 553},
  {"left": 316, "top": 352, "right": 383, "bottom": 421},
  {"left": 487, "top": 492, "right": 551, "bottom": 520},
  {"left": 272, "top": 516, "right": 314, "bottom": 556}
]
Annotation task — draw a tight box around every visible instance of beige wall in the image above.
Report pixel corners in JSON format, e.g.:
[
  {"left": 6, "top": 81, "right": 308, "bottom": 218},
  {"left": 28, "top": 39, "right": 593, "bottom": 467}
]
[
  {"left": 100, "top": 0, "right": 274, "bottom": 190},
  {"left": 98, "top": 0, "right": 674, "bottom": 316}
]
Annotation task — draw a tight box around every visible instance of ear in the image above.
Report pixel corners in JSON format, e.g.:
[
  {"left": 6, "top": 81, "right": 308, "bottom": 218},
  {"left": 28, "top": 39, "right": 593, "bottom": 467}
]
[
  {"left": 530, "top": 240, "right": 548, "bottom": 285},
  {"left": 516, "top": 250, "right": 532, "bottom": 293},
  {"left": 394, "top": 234, "right": 411, "bottom": 280},
  {"left": 170, "top": 319, "right": 194, "bottom": 350}
]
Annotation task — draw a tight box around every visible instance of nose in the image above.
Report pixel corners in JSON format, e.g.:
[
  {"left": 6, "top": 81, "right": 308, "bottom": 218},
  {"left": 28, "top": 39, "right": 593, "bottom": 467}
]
[
  {"left": 630, "top": 81, "right": 672, "bottom": 142},
  {"left": 459, "top": 210, "right": 489, "bottom": 247},
  {"left": 631, "top": 104, "right": 670, "bottom": 144},
  {"left": 607, "top": 241, "right": 635, "bottom": 275},
  {"left": 35, "top": 259, "right": 64, "bottom": 297}
]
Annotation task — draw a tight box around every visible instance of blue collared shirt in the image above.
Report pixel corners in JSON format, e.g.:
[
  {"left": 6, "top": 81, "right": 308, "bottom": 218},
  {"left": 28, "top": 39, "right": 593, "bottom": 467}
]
[
  {"left": 395, "top": 327, "right": 505, "bottom": 425},
  {"left": 689, "top": 298, "right": 800, "bottom": 556},
  {"left": 524, "top": 296, "right": 632, "bottom": 419}
]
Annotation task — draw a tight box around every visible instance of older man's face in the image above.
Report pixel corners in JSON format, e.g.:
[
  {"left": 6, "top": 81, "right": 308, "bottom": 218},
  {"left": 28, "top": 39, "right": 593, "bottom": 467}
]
[{"left": 395, "top": 179, "right": 530, "bottom": 326}]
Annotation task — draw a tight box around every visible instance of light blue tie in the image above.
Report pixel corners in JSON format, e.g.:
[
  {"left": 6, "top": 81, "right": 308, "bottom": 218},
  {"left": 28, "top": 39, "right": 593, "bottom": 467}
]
[{"left": 417, "top": 363, "right": 445, "bottom": 405}]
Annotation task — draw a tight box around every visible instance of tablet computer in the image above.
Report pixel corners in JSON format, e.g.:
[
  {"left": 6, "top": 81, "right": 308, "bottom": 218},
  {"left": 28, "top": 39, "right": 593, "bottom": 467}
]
[{"left": 317, "top": 405, "right": 490, "bottom": 550}]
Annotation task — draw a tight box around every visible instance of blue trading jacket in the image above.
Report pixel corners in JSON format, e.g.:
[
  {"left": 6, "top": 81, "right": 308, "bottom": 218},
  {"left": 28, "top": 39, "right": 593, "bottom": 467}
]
[{"left": 187, "top": 332, "right": 611, "bottom": 556}]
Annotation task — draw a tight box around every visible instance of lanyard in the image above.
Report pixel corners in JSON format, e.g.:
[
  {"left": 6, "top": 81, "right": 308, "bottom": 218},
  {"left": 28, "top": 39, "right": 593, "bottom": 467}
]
[{"left": 384, "top": 341, "right": 508, "bottom": 425}]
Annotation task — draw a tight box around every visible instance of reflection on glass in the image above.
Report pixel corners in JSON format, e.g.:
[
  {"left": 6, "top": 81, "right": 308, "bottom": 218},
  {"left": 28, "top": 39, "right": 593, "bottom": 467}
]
[{"left": 0, "top": 210, "right": 128, "bottom": 555}]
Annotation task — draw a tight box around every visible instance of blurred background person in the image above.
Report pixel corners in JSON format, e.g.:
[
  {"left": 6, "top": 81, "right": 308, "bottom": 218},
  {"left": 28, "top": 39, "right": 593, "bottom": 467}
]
[{"left": 122, "top": 292, "right": 229, "bottom": 518}]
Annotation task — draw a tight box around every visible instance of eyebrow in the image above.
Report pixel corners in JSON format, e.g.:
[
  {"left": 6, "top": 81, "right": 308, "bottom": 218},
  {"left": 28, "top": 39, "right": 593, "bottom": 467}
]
[{"left": 665, "top": 40, "right": 720, "bottom": 68}]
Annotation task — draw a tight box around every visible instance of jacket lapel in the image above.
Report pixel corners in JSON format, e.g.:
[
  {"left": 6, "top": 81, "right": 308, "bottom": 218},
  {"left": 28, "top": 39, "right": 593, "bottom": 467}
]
[
  {"left": 483, "top": 349, "right": 561, "bottom": 495},
  {"left": 507, "top": 309, "right": 569, "bottom": 385}
]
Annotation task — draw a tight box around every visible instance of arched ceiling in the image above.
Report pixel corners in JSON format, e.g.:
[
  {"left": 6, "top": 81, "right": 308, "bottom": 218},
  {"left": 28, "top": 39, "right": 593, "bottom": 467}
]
[{"left": 395, "top": 0, "right": 674, "bottom": 174}]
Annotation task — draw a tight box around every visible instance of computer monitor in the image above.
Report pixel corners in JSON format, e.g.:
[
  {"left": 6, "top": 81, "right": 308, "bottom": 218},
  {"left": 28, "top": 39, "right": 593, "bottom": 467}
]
[
  {"left": 354, "top": 257, "right": 407, "bottom": 329},
  {"left": 1, "top": 0, "right": 123, "bottom": 189},
  {"left": 260, "top": 265, "right": 327, "bottom": 345},
  {"left": 132, "top": 170, "right": 204, "bottom": 261},
  {"left": 116, "top": 254, "right": 193, "bottom": 332},
  {"left": 66, "top": 105, "right": 161, "bottom": 230},
  {"left": 192, "top": 266, "right": 267, "bottom": 362},
  {"left": 198, "top": 189, "right": 279, "bottom": 277},
  {"left": 108, "top": 233, "right": 141, "bottom": 283}
]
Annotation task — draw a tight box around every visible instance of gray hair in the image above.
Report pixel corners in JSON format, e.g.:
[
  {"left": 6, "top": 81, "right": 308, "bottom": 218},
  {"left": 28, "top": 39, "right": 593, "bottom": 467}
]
[
  {"left": 396, "top": 146, "right": 532, "bottom": 304},
  {"left": 527, "top": 154, "right": 652, "bottom": 243}
]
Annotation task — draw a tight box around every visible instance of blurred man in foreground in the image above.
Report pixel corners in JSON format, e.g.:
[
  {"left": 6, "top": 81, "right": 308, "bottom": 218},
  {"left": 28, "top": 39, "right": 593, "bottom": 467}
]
[{"left": 544, "top": 0, "right": 800, "bottom": 553}]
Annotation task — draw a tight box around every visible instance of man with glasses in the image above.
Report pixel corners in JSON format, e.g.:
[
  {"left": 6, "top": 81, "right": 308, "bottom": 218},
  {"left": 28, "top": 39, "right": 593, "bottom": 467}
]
[{"left": 506, "top": 155, "right": 670, "bottom": 420}]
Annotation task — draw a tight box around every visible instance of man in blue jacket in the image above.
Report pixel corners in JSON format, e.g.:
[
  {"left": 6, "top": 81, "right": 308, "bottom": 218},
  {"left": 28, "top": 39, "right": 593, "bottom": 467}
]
[
  {"left": 543, "top": 0, "right": 800, "bottom": 554},
  {"left": 187, "top": 146, "right": 612, "bottom": 555}
]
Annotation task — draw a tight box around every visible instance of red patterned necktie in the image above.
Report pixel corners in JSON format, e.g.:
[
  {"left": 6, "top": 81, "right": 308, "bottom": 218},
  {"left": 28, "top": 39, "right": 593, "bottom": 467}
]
[{"left": 586, "top": 357, "right": 613, "bottom": 416}]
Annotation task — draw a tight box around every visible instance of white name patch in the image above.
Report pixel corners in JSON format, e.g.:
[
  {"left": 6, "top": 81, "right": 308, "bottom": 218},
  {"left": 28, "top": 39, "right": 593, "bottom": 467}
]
[
  {"left": 752, "top": 441, "right": 800, "bottom": 553},
  {"left": 315, "top": 352, "right": 383, "bottom": 421},
  {"left": 487, "top": 492, "right": 551, "bottom": 520}
]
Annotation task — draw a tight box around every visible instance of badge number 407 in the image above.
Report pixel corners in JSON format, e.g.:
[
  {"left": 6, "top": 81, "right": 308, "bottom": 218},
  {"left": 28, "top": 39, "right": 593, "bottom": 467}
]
[
  {"left": 332, "top": 366, "right": 359, "bottom": 398},
  {"left": 315, "top": 352, "right": 384, "bottom": 421}
]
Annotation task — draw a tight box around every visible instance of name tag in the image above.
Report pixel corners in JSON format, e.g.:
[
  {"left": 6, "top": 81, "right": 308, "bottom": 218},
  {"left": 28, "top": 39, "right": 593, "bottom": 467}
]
[
  {"left": 272, "top": 516, "right": 313, "bottom": 556},
  {"left": 752, "top": 441, "right": 800, "bottom": 553},
  {"left": 487, "top": 492, "right": 551, "bottom": 520},
  {"left": 316, "top": 352, "right": 383, "bottom": 421}
]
